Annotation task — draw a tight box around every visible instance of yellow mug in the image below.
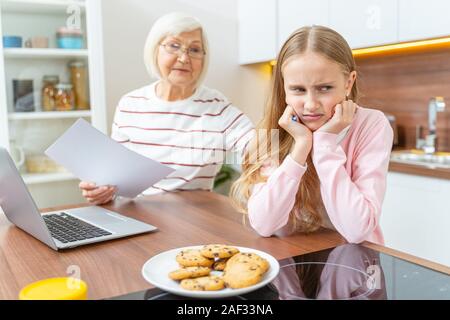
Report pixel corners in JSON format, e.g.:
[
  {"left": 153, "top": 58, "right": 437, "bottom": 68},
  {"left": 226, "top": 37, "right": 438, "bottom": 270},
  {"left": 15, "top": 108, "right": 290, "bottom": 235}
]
[{"left": 19, "top": 277, "right": 88, "bottom": 300}]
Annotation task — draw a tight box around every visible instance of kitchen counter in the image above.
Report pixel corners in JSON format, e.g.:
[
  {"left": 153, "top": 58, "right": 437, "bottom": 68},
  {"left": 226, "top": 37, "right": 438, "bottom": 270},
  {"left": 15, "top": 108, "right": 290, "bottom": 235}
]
[
  {"left": 389, "top": 161, "right": 450, "bottom": 179},
  {"left": 389, "top": 148, "right": 450, "bottom": 179},
  {"left": 0, "top": 191, "right": 448, "bottom": 300}
]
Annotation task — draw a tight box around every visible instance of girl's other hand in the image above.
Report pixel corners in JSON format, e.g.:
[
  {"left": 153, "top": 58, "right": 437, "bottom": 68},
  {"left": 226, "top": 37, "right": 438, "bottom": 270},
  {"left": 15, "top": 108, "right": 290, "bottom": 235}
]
[{"left": 317, "top": 100, "right": 357, "bottom": 134}]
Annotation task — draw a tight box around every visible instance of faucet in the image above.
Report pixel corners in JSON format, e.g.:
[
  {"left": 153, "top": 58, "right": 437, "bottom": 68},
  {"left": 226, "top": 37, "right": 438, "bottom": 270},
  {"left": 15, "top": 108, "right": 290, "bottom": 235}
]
[{"left": 421, "top": 97, "right": 446, "bottom": 154}]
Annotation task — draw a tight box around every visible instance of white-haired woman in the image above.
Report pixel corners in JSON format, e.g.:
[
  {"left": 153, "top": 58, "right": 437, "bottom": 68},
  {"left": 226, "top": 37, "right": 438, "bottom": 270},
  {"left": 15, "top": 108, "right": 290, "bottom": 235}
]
[{"left": 79, "top": 12, "right": 254, "bottom": 204}]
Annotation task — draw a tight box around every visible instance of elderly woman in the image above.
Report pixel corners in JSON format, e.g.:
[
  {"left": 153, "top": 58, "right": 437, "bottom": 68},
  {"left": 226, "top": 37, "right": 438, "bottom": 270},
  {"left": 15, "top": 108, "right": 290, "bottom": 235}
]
[{"left": 79, "top": 12, "right": 254, "bottom": 205}]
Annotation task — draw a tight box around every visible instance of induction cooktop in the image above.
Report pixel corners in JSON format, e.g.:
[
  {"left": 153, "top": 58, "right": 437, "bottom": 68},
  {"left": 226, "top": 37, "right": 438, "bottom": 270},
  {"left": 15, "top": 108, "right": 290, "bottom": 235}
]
[{"left": 110, "top": 244, "right": 450, "bottom": 300}]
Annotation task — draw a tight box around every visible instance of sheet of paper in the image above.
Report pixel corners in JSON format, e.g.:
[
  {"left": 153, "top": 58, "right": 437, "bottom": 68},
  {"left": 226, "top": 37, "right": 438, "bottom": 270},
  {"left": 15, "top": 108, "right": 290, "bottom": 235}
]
[{"left": 45, "top": 118, "right": 175, "bottom": 198}]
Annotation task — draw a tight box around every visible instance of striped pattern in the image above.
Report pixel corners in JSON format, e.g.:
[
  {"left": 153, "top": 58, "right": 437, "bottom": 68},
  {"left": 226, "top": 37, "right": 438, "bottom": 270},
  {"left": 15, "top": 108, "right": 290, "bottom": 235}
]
[{"left": 111, "top": 82, "right": 254, "bottom": 196}]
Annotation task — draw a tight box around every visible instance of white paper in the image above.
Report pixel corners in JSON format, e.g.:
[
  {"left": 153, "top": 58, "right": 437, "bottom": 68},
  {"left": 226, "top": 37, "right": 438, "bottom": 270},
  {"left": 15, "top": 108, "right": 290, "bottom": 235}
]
[{"left": 45, "top": 118, "right": 175, "bottom": 198}]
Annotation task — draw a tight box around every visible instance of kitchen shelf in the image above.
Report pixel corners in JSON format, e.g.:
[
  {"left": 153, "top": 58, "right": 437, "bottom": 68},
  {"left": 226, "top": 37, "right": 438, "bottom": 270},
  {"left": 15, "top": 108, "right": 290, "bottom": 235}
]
[
  {"left": 8, "top": 110, "right": 91, "bottom": 120},
  {"left": 1, "top": 0, "right": 85, "bottom": 14},
  {"left": 0, "top": 0, "right": 105, "bottom": 208},
  {"left": 23, "top": 172, "right": 77, "bottom": 185},
  {"left": 3, "top": 48, "right": 88, "bottom": 59}
]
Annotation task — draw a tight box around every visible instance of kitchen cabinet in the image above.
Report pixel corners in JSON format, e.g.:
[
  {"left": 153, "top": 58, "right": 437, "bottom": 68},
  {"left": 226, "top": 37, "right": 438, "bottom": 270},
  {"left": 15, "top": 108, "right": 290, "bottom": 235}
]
[
  {"left": 398, "top": 0, "right": 450, "bottom": 42},
  {"left": 238, "top": 0, "right": 277, "bottom": 64},
  {"left": 277, "top": 0, "right": 329, "bottom": 50},
  {"left": 239, "top": 0, "right": 450, "bottom": 65},
  {"left": 240, "top": 0, "right": 397, "bottom": 64},
  {"left": 329, "top": 0, "right": 398, "bottom": 49},
  {"left": 381, "top": 172, "right": 450, "bottom": 267}
]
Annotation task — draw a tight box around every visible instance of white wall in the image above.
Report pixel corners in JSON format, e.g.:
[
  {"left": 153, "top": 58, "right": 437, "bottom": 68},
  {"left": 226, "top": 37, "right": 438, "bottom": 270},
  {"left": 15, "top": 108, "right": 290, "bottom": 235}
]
[{"left": 101, "top": 0, "right": 270, "bottom": 131}]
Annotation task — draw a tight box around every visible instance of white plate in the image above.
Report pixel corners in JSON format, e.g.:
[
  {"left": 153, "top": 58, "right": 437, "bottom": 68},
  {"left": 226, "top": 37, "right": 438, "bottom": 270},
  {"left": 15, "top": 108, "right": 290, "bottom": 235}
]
[{"left": 141, "top": 245, "right": 280, "bottom": 299}]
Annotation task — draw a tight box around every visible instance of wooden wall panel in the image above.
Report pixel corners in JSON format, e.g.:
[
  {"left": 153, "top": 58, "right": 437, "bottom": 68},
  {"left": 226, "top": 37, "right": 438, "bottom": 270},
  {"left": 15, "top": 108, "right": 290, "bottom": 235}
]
[{"left": 355, "top": 48, "right": 450, "bottom": 151}]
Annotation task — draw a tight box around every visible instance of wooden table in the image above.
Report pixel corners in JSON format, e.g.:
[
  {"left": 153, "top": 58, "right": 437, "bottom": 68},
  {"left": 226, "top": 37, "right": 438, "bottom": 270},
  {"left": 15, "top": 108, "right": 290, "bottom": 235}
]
[{"left": 0, "top": 191, "right": 448, "bottom": 300}]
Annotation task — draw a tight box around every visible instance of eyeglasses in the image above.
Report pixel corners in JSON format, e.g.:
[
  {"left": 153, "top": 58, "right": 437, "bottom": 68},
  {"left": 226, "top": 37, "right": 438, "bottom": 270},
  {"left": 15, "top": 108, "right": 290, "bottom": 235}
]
[{"left": 160, "top": 41, "right": 206, "bottom": 59}]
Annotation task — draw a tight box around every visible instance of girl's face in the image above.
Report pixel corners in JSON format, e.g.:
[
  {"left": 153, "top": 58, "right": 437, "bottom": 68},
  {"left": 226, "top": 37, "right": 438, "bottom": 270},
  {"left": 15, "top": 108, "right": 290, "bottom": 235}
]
[
  {"left": 157, "top": 29, "right": 204, "bottom": 88},
  {"left": 282, "top": 51, "right": 356, "bottom": 131}
]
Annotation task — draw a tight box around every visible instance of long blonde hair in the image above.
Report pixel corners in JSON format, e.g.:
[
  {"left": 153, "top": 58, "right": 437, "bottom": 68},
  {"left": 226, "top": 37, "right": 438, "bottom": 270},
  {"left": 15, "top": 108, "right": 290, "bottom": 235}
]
[{"left": 230, "top": 25, "right": 359, "bottom": 233}]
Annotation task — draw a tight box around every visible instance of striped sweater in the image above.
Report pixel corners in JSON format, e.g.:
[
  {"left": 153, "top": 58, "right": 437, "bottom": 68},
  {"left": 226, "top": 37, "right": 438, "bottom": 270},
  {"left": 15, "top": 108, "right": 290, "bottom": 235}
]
[{"left": 111, "top": 81, "right": 254, "bottom": 195}]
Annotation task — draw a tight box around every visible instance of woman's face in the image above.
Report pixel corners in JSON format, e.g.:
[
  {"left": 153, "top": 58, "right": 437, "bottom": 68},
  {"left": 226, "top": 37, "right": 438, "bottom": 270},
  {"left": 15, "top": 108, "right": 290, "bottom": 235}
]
[
  {"left": 282, "top": 51, "right": 356, "bottom": 131},
  {"left": 157, "top": 28, "right": 204, "bottom": 88}
]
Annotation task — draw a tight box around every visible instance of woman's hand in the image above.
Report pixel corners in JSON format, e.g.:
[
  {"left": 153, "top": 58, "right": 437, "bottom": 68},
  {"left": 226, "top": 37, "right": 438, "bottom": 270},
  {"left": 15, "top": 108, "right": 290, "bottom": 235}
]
[
  {"left": 79, "top": 181, "right": 116, "bottom": 205},
  {"left": 318, "top": 100, "right": 358, "bottom": 134},
  {"left": 278, "top": 105, "right": 312, "bottom": 165}
]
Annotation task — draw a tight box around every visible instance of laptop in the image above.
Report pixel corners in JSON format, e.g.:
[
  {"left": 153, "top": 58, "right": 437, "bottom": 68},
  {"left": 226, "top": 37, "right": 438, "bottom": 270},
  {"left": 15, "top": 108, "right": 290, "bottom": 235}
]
[{"left": 0, "top": 147, "right": 157, "bottom": 250}]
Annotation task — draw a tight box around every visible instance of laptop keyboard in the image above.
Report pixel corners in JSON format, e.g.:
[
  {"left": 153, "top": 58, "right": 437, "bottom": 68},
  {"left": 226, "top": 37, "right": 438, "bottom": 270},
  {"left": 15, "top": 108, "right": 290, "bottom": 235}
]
[{"left": 43, "top": 212, "right": 112, "bottom": 244}]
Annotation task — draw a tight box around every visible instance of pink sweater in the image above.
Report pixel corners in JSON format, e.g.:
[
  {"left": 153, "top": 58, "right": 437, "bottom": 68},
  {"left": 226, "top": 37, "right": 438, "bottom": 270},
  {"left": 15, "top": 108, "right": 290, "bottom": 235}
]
[{"left": 248, "top": 107, "right": 393, "bottom": 244}]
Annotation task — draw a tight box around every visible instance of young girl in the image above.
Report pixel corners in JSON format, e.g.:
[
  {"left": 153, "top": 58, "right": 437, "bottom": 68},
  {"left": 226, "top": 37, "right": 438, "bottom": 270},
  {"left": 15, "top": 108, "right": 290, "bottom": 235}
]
[{"left": 231, "top": 26, "right": 393, "bottom": 245}]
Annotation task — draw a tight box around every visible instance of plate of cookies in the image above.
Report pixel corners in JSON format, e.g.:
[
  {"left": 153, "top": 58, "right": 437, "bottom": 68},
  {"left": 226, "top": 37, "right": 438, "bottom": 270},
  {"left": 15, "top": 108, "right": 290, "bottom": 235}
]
[{"left": 141, "top": 244, "right": 280, "bottom": 298}]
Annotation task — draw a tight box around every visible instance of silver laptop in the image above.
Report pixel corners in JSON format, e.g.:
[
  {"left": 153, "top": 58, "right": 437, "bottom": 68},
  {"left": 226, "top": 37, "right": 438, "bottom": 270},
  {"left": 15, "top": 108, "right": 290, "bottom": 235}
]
[{"left": 0, "top": 147, "right": 157, "bottom": 250}]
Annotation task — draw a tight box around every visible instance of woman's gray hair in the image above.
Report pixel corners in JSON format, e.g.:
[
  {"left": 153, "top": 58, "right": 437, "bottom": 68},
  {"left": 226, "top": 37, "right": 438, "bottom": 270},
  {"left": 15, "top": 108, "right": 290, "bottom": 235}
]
[{"left": 143, "top": 12, "right": 210, "bottom": 86}]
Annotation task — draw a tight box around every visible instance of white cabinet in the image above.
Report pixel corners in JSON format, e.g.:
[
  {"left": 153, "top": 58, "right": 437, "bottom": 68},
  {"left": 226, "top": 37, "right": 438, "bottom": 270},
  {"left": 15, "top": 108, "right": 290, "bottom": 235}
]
[
  {"left": 277, "top": 0, "right": 329, "bottom": 50},
  {"left": 398, "top": 0, "right": 450, "bottom": 42},
  {"left": 381, "top": 172, "right": 450, "bottom": 267},
  {"left": 239, "top": 0, "right": 450, "bottom": 64},
  {"left": 0, "top": 0, "right": 106, "bottom": 207},
  {"left": 329, "top": 0, "right": 398, "bottom": 49},
  {"left": 238, "top": 0, "right": 277, "bottom": 64}
]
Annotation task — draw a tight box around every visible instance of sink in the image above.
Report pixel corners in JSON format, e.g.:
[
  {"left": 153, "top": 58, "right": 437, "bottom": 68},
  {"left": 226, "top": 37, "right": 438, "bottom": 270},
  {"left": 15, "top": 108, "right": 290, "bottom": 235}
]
[{"left": 390, "top": 150, "right": 450, "bottom": 169}]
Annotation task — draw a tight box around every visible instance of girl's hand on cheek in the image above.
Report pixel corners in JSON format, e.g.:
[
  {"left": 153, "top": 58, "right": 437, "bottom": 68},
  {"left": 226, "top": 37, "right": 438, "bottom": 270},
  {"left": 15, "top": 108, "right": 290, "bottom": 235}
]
[
  {"left": 278, "top": 105, "right": 312, "bottom": 145},
  {"left": 318, "top": 100, "right": 358, "bottom": 134},
  {"left": 278, "top": 105, "right": 313, "bottom": 165}
]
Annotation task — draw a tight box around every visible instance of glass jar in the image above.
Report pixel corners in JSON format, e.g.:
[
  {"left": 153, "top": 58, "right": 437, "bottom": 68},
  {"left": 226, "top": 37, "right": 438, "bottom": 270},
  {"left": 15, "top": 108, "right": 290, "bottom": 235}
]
[
  {"left": 54, "top": 83, "right": 74, "bottom": 111},
  {"left": 13, "top": 79, "right": 34, "bottom": 112},
  {"left": 68, "top": 61, "right": 89, "bottom": 110},
  {"left": 41, "top": 75, "right": 59, "bottom": 111}
]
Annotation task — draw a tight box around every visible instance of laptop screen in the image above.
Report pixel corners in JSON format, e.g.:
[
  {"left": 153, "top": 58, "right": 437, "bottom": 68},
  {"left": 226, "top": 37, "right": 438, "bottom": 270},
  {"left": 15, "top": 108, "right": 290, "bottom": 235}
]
[{"left": 0, "top": 147, "right": 57, "bottom": 250}]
